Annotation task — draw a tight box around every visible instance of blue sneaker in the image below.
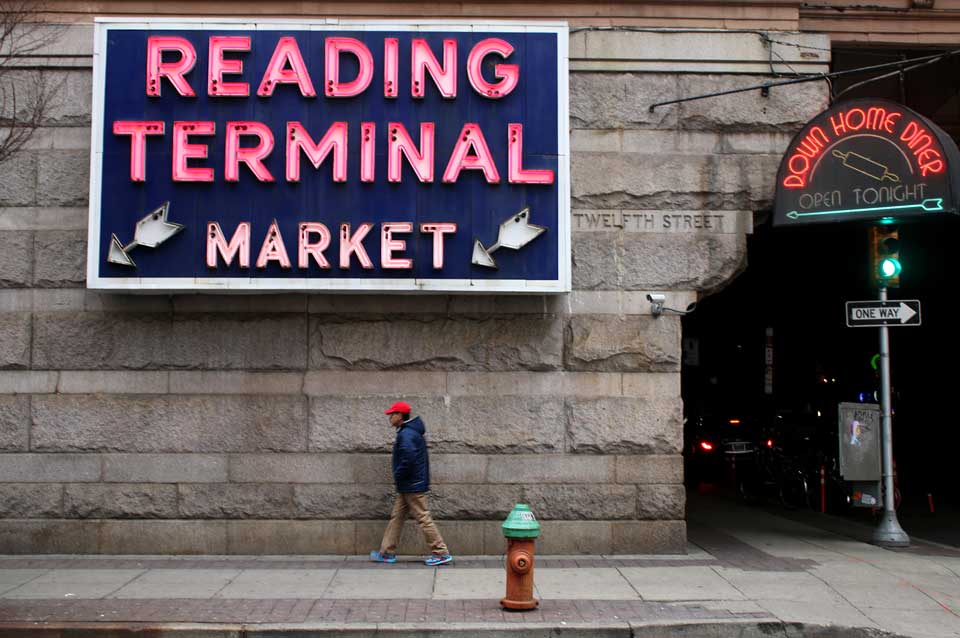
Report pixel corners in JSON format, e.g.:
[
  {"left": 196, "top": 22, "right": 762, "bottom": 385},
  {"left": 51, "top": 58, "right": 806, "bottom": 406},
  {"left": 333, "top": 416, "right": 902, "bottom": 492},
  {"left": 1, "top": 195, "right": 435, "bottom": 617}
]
[
  {"left": 424, "top": 553, "right": 453, "bottom": 566},
  {"left": 370, "top": 550, "right": 397, "bottom": 563}
]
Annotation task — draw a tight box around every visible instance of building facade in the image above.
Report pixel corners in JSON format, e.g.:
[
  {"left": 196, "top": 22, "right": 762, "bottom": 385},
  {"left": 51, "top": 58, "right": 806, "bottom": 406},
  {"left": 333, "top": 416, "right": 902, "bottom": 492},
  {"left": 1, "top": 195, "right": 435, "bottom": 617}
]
[{"left": 0, "top": 0, "right": 955, "bottom": 554}]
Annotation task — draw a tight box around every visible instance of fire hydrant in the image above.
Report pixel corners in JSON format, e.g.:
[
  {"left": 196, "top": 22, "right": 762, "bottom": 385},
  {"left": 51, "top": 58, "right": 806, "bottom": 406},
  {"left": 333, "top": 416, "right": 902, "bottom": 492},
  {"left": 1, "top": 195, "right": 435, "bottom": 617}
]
[{"left": 501, "top": 503, "right": 540, "bottom": 611}]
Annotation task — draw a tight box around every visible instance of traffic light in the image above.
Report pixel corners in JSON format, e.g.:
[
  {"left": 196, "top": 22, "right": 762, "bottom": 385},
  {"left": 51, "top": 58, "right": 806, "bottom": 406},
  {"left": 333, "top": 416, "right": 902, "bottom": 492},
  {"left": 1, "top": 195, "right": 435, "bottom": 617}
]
[{"left": 869, "top": 224, "right": 901, "bottom": 287}]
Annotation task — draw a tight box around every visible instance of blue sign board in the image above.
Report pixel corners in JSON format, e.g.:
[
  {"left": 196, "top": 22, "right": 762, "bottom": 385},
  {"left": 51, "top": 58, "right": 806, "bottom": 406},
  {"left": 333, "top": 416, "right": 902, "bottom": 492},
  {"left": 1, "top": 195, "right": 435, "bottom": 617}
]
[{"left": 88, "top": 19, "right": 570, "bottom": 292}]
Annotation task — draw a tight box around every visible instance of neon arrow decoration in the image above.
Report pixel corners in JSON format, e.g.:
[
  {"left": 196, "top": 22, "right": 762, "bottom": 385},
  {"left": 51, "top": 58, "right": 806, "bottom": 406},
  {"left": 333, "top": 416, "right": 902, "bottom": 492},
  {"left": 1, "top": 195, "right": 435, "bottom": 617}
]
[
  {"left": 107, "top": 201, "right": 184, "bottom": 268},
  {"left": 786, "top": 198, "right": 944, "bottom": 220},
  {"left": 472, "top": 207, "right": 546, "bottom": 269}
]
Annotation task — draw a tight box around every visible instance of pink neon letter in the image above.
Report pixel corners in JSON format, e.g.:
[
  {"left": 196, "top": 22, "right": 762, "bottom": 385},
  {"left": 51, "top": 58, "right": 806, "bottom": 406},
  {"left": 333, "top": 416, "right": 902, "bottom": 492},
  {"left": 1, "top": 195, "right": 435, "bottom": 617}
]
[
  {"left": 411, "top": 38, "right": 457, "bottom": 99},
  {"left": 299, "top": 222, "right": 331, "bottom": 269},
  {"left": 286, "top": 121, "right": 348, "bottom": 182},
  {"left": 172, "top": 121, "right": 215, "bottom": 182},
  {"left": 384, "top": 38, "right": 399, "bottom": 98},
  {"left": 467, "top": 38, "right": 519, "bottom": 99},
  {"left": 206, "top": 222, "right": 250, "bottom": 268},
  {"left": 339, "top": 223, "right": 374, "bottom": 269},
  {"left": 508, "top": 123, "right": 554, "bottom": 184},
  {"left": 256, "top": 220, "right": 291, "bottom": 269},
  {"left": 442, "top": 123, "right": 500, "bottom": 183},
  {"left": 381, "top": 222, "right": 413, "bottom": 269},
  {"left": 113, "top": 121, "right": 164, "bottom": 182},
  {"left": 420, "top": 223, "right": 456, "bottom": 269},
  {"left": 225, "top": 122, "right": 275, "bottom": 182},
  {"left": 361, "top": 122, "right": 376, "bottom": 183},
  {"left": 146, "top": 36, "right": 197, "bottom": 97},
  {"left": 388, "top": 122, "right": 435, "bottom": 183},
  {"left": 209, "top": 35, "right": 250, "bottom": 97},
  {"left": 325, "top": 37, "right": 374, "bottom": 97},
  {"left": 257, "top": 37, "right": 316, "bottom": 97}
]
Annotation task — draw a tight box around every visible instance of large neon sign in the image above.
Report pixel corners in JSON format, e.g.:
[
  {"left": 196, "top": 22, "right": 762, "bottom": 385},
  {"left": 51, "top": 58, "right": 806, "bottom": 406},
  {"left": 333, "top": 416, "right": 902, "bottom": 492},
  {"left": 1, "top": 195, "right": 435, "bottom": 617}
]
[
  {"left": 87, "top": 19, "right": 570, "bottom": 292},
  {"left": 774, "top": 98, "right": 960, "bottom": 226}
]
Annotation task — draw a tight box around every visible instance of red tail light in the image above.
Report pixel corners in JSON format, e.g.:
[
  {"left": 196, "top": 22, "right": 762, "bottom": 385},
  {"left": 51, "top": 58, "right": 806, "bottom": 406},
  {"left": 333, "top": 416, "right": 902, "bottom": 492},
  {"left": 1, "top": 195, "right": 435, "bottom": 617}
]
[
  {"left": 700, "top": 441, "right": 714, "bottom": 451},
  {"left": 766, "top": 439, "right": 774, "bottom": 448}
]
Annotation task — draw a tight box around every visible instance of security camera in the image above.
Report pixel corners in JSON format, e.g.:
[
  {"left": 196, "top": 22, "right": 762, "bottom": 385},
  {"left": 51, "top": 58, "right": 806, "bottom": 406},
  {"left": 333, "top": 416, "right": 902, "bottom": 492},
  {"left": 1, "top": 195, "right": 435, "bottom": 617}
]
[
  {"left": 647, "top": 293, "right": 697, "bottom": 318},
  {"left": 647, "top": 293, "right": 666, "bottom": 317}
]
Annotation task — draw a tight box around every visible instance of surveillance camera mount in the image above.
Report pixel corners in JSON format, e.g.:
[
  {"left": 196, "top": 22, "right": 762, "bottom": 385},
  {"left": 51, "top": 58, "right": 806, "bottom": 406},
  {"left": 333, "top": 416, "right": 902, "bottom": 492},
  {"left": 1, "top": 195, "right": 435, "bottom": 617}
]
[{"left": 648, "top": 297, "right": 698, "bottom": 318}]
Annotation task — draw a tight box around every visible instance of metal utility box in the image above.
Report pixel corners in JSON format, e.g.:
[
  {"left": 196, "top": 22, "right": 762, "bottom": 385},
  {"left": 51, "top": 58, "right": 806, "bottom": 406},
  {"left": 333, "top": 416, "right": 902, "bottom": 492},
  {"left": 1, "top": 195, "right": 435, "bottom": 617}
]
[{"left": 838, "top": 402, "right": 882, "bottom": 507}]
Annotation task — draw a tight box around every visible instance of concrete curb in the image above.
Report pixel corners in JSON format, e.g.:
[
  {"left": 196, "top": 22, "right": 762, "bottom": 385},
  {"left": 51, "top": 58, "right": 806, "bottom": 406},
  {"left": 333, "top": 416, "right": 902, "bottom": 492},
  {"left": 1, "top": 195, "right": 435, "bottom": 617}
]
[{"left": 0, "top": 620, "right": 909, "bottom": 638}]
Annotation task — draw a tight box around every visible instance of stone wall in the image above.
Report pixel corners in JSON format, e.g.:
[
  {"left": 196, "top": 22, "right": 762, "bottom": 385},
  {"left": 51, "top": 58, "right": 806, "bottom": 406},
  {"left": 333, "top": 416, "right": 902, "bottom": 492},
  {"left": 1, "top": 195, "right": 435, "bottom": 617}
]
[{"left": 0, "top": 23, "right": 829, "bottom": 554}]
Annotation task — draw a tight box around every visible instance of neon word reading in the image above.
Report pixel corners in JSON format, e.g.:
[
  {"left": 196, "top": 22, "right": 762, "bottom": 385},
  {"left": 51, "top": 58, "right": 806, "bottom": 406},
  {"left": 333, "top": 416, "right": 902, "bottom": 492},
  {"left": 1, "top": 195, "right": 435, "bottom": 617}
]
[{"left": 782, "top": 105, "right": 946, "bottom": 189}]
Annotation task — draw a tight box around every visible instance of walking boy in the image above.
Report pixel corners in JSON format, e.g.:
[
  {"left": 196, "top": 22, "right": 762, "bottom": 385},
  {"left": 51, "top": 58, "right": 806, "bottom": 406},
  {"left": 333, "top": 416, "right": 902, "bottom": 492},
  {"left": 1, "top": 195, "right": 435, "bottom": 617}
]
[{"left": 370, "top": 401, "right": 453, "bottom": 566}]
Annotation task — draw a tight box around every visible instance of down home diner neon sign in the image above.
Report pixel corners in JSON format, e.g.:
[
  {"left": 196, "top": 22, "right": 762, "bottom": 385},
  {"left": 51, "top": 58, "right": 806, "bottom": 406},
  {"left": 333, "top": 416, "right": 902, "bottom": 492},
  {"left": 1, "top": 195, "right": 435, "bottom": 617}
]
[
  {"left": 774, "top": 98, "right": 960, "bottom": 226},
  {"left": 87, "top": 19, "right": 570, "bottom": 292}
]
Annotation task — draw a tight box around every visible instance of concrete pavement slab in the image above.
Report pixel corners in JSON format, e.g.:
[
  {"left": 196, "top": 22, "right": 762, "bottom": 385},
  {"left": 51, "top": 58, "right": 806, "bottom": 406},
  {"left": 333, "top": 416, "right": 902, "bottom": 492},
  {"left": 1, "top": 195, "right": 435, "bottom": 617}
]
[
  {"left": 812, "top": 563, "right": 945, "bottom": 610},
  {"left": 729, "top": 532, "right": 849, "bottom": 561},
  {"left": 0, "top": 569, "right": 47, "bottom": 585},
  {"left": 602, "top": 546, "right": 711, "bottom": 560},
  {"left": 935, "top": 557, "right": 960, "bottom": 572},
  {"left": 756, "top": 598, "right": 880, "bottom": 629},
  {"left": 695, "top": 599, "right": 770, "bottom": 614},
  {"left": 811, "top": 560, "right": 902, "bottom": 584},
  {"left": 860, "top": 607, "right": 960, "bottom": 637},
  {"left": 855, "top": 554, "right": 960, "bottom": 576},
  {"left": 884, "top": 565, "right": 960, "bottom": 613},
  {"left": 256, "top": 555, "right": 346, "bottom": 561},
  {"left": 433, "top": 568, "right": 505, "bottom": 599},
  {"left": 917, "top": 586, "right": 960, "bottom": 614},
  {"left": 322, "top": 568, "right": 434, "bottom": 599},
  {"left": 828, "top": 581, "right": 945, "bottom": 611},
  {"left": 2, "top": 569, "right": 144, "bottom": 599},
  {"left": 619, "top": 566, "right": 745, "bottom": 601},
  {"left": 214, "top": 569, "right": 337, "bottom": 599},
  {"left": 533, "top": 568, "right": 639, "bottom": 600},
  {"left": 109, "top": 569, "right": 240, "bottom": 599},
  {"left": 713, "top": 567, "right": 848, "bottom": 604},
  {"left": 0, "top": 570, "right": 47, "bottom": 596}
]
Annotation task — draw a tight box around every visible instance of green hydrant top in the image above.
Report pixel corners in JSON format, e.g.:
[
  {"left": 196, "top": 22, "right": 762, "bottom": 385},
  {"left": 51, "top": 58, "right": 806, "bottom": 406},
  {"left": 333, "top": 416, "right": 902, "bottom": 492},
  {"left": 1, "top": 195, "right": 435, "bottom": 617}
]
[{"left": 502, "top": 503, "right": 541, "bottom": 539}]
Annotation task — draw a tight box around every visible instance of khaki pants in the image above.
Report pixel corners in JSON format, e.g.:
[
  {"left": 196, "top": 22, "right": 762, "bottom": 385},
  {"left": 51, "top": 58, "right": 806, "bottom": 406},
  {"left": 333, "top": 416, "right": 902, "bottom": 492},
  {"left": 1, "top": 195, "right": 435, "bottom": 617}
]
[{"left": 379, "top": 492, "right": 449, "bottom": 556}]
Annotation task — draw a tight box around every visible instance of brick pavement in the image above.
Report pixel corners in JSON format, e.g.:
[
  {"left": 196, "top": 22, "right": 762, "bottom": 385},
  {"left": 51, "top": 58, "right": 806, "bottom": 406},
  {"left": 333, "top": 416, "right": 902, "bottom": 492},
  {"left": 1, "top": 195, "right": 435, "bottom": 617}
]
[{"left": 0, "top": 598, "right": 770, "bottom": 625}]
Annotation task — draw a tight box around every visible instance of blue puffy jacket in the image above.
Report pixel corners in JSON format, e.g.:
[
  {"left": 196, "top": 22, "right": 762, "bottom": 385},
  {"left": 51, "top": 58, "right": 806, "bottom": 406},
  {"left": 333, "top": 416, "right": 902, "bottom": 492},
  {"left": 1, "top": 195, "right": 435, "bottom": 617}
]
[{"left": 392, "top": 416, "right": 430, "bottom": 493}]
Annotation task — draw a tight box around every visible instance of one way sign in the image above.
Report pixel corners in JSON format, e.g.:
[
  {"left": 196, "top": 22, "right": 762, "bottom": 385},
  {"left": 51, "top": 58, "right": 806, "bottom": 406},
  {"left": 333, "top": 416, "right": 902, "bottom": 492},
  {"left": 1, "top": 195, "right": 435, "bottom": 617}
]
[{"left": 846, "top": 300, "right": 921, "bottom": 327}]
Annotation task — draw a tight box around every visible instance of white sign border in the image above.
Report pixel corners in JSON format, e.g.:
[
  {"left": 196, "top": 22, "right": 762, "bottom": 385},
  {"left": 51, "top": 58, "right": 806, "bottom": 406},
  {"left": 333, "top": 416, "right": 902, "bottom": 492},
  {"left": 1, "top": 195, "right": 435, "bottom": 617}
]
[
  {"left": 87, "top": 18, "right": 571, "bottom": 294},
  {"left": 844, "top": 300, "right": 922, "bottom": 327}
]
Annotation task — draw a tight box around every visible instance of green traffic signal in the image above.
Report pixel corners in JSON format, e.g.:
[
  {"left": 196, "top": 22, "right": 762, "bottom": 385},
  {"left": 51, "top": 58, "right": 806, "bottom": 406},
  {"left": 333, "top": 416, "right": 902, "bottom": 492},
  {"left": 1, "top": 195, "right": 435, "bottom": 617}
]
[
  {"left": 879, "top": 257, "right": 902, "bottom": 279},
  {"left": 869, "top": 225, "right": 901, "bottom": 288}
]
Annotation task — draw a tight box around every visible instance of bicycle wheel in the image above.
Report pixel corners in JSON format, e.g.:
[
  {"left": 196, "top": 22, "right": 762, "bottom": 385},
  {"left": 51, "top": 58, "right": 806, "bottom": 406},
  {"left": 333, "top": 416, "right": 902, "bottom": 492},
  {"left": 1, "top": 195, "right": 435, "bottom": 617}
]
[{"left": 779, "top": 473, "right": 811, "bottom": 510}]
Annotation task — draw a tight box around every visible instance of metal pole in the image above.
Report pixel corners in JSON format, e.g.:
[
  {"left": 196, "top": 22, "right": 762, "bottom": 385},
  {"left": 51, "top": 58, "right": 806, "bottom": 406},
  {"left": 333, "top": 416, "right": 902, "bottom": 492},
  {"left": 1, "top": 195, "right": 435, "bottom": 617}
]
[{"left": 872, "top": 286, "right": 910, "bottom": 547}]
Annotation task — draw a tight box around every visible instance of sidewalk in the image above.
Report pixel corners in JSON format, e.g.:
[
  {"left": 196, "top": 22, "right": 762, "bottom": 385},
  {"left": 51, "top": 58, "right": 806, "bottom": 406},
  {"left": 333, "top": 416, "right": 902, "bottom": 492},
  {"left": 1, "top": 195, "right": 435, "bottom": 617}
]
[{"left": 1, "top": 495, "right": 959, "bottom": 638}]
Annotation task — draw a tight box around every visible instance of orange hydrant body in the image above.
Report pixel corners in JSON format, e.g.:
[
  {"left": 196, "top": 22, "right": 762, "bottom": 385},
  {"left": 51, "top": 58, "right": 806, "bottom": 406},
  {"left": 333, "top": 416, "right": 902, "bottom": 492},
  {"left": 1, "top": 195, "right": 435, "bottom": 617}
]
[
  {"left": 500, "top": 504, "right": 540, "bottom": 611},
  {"left": 501, "top": 537, "right": 538, "bottom": 610}
]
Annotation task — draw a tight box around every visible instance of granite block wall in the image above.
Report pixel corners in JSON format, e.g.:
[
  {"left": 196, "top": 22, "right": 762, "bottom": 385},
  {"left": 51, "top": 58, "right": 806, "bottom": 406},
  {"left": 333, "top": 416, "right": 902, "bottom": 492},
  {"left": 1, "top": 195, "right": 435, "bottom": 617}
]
[{"left": 0, "top": 25, "right": 829, "bottom": 553}]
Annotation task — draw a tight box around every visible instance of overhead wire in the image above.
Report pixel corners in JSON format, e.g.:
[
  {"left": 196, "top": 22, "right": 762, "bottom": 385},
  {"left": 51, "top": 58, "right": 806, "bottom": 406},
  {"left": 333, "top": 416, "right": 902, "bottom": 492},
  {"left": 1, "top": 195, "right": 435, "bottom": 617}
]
[
  {"left": 647, "top": 48, "right": 960, "bottom": 112},
  {"left": 567, "top": 26, "right": 959, "bottom": 110}
]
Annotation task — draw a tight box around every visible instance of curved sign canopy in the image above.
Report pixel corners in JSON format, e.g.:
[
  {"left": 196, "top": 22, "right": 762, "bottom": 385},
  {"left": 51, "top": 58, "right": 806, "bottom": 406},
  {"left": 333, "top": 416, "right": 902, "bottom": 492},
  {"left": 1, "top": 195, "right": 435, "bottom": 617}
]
[{"left": 774, "top": 98, "right": 960, "bottom": 226}]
